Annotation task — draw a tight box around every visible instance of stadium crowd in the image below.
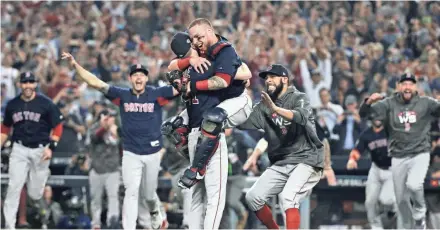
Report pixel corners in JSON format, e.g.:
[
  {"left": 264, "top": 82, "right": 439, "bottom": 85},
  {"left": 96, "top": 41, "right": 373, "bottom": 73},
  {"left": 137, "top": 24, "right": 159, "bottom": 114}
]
[{"left": 1, "top": 1, "right": 440, "bottom": 229}]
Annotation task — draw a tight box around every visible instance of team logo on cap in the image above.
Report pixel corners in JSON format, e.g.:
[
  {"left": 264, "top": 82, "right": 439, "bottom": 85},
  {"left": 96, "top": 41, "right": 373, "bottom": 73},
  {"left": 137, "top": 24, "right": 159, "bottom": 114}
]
[
  {"left": 26, "top": 72, "right": 30, "bottom": 78},
  {"left": 137, "top": 64, "right": 141, "bottom": 69},
  {"left": 186, "top": 39, "right": 190, "bottom": 44}
]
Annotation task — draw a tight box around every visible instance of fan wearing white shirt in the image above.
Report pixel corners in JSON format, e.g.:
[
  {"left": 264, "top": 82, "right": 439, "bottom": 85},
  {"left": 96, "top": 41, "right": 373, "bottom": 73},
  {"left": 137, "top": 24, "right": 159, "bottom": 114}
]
[
  {"left": 316, "top": 88, "right": 344, "bottom": 141},
  {"left": 299, "top": 50, "right": 333, "bottom": 109},
  {"left": 0, "top": 54, "right": 19, "bottom": 98}
]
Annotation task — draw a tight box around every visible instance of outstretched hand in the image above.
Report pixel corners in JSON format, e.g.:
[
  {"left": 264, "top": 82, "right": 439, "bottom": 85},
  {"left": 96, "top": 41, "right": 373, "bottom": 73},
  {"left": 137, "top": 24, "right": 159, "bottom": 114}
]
[
  {"left": 61, "top": 52, "right": 77, "bottom": 67},
  {"left": 261, "top": 91, "right": 277, "bottom": 112}
]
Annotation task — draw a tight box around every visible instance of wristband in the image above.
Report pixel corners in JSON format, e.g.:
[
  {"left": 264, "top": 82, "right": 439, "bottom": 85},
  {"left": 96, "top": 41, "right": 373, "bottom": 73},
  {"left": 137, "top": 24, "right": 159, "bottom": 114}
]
[
  {"left": 177, "top": 58, "right": 191, "bottom": 70},
  {"left": 48, "top": 140, "right": 58, "bottom": 151}
]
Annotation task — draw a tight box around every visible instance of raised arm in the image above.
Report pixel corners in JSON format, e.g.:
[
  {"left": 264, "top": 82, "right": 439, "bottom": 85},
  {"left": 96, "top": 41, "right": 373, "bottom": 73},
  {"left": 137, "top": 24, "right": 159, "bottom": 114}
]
[
  {"left": 61, "top": 52, "right": 109, "bottom": 94},
  {"left": 359, "top": 93, "right": 389, "bottom": 121},
  {"left": 261, "top": 92, "right": 312, "bottom": 126}
]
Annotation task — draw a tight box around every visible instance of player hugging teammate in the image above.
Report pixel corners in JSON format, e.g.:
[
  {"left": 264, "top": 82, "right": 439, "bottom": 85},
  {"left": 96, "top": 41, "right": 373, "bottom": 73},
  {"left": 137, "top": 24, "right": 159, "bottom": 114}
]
[{"left": 360, "top": 73, "right": 440, "bottom": 229}]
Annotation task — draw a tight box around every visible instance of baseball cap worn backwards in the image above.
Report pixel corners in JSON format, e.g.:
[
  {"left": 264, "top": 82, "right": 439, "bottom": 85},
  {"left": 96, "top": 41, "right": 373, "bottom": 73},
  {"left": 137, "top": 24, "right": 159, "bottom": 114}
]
[
  {"left": 259, "top": 64, "right": 289, "bottom": 79},
  {"left": 129, "top": 64, "right": 149, "bottom": 76},
  {"left": 19, "top": 71, "right": 37, "bottom": 83},
  {"left": 171, "top": 32, "right": 192, "bottom": 58}
]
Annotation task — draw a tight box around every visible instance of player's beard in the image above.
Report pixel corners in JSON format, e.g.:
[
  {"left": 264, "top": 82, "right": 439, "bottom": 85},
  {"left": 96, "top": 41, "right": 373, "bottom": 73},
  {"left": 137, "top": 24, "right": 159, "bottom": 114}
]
[
  {"left": 22, "top": 87, "right": 35, "bottom": 99},
  {"left": 400, "top": 89, "right": 415, "bottom": 102},
  {"left": 266, "top": 81, "right": 284, "bottom": 101}
]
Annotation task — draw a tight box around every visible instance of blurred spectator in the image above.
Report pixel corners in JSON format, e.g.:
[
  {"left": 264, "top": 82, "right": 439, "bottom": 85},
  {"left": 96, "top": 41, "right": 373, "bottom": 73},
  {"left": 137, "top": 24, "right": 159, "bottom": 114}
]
[
  {"left": 64, "top": 153, "right": 89, "bottom": 176},
  {"left": 316, "top": 88, "right": 344, "bottom": 144},
  {"left": 0, "top": 54, "right": 19, "bottom": 98},
  {"left": 333, "top": 95, "right": 366, "bottom": 155},
  {"left": 55, "top": 102, "right": 86, "bottom": 157},
  {"left": 108, "top": 66, "right": 130, "bottom": 88}
]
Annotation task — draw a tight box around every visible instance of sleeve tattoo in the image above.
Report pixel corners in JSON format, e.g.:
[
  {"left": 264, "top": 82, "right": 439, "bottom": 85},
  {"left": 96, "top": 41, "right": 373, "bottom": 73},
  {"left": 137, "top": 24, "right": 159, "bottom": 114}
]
[{"left": 208, "top": 76, "right": 228, "bottom": 90}]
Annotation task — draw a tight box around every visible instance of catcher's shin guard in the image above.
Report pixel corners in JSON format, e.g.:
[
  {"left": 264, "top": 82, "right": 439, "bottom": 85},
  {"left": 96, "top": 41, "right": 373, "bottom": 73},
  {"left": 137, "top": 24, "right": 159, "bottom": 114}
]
[{"left": 178, "top": 108, "right": 227, "bottom": 189}]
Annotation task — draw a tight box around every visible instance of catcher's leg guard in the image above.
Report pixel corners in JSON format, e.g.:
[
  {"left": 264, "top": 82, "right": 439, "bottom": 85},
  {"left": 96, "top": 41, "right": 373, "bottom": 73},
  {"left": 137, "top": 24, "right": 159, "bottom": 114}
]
[{"left": 178, "top": 107, "right": 228, "bottom": 189}]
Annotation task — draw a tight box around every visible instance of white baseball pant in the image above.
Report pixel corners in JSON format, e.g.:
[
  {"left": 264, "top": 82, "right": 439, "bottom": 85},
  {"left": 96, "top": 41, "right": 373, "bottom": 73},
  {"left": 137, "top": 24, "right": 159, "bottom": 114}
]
[
  {"left": 89, "top": 169, "right": 121, "bottom": 227},
  {"left": 179, "top": 89, "right": 253, "bottom": 128},
  {"left": 3, "top": 143, "right": 50, "bottom": 229},
  {"left": 121, "top": 150, "right": 162, "bottom": 229},
  {"left": 365, "top": 163, "right": 396, "bottom": 229},
  {"left": 187, "top": 128, "right": 228, "bottom": 230}
]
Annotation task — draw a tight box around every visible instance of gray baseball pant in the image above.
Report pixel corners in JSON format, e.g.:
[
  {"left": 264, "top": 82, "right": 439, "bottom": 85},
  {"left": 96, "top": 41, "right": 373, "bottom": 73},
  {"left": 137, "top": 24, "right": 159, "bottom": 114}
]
[
  {"left": 171, "top": 167, "right": 192, "bottom": 227},
  {"left": 137, "top": 192, "right": 166, "bottom": 228},
  {"left": 3, "top": 143, "right": 50, "bottom": 229},
  {"left": 391, "top": 152, "right": 430, "bottom": 229},
  {"left": 121, "top": 150, "right": 162, "bottom": 229},
  {"left": 89, "top": 169, "right": 120, "bottom": 227},
  {"left": 365, "top": 163, "right": 396, "bottom": 229},
  {"left": 245, "top": 163, "right": 322, "bottom": 212},
  {"left": 188, "top": 129, "right": 228, "bottom": 230}
]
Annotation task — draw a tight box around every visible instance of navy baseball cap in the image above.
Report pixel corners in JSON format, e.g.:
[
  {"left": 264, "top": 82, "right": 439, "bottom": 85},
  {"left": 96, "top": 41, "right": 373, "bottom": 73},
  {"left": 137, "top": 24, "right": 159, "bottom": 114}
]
[
  {"left": 399, "top": 72, "right": 417, "bottom": 83},
  {"left": 259, "top": 64, "right": 289, "bottom": 79},
  {"left": 170, "top": 32, "right": 192, "bottom": 58},
  {"left": 19, "top": 71, "right": 37, "bottom": 83},
  {"left": 129, "top": 64, "right": 149, "bottom": 76}
]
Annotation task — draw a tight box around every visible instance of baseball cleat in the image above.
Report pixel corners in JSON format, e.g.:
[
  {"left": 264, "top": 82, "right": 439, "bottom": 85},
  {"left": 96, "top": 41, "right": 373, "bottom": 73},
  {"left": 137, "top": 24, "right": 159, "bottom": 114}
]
[
  {"left": 150, "top": 211, "right": 163, "bottom": 230},
  {"left": 414, "top": 219, "right": 426, "bottom": 229}
]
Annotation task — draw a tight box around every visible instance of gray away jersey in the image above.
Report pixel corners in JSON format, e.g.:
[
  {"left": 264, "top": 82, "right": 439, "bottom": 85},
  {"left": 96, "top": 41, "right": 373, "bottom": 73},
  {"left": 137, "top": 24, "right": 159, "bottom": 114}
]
[
  {"left": 359, "top": 93, "right": 440, "bottom": 158},
  {"left": 238, "top": 86, "right": 324, "bottom": 168}
]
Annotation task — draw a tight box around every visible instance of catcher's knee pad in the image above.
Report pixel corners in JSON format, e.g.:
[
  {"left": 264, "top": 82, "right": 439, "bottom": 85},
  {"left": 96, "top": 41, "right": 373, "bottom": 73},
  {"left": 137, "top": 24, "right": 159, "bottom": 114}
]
[
  {"left": 192, "top": 107, "right": 228, "bottom": 174},
  {"left": 161, "top": 116, "right": 189, "bottom": 159}
]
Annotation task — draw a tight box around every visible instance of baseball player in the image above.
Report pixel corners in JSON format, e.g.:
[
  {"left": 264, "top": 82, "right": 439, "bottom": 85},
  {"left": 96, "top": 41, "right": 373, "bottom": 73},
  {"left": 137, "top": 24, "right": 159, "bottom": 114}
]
[
  {"left": 238, "top": 64, "right": 324, "bottom": 230},
  {"left": 62, "top": 52, "right": 180, "bottom": 230},
  {"left": 163, "top": 20, "right": 245, "bottom": 228},
  {"left": 167, "top": 25, "right": 253, "bottom": 189},
  {"left": 359, "top": 73, "right": 440, "bottom": 229},
  {"left": 1, "top": 71, "right": 64, "bottom": 229},
  {"left": 346, "top": 114, "right": 395, "bottom": 229},
  {"left": 88, "top": 109, "right": 120, "bottom": 229}
]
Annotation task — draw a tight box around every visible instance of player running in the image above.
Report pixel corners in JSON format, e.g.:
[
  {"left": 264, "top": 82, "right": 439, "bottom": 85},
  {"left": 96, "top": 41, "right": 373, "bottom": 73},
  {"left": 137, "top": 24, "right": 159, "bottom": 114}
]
[
  {"left": 346, "top": 114, "right": 395, "bottom": 229},
  {"left": 359, "top": 73, "right": 440, "bottom": 229},
  {"left": 238, "top": 64, "right": 324, "bottom": 230},
  {"left": 1, "top": 71, "right": 64, "bottom": 230},
  {"left": 166, "top": 21, "right": 253, "bottom": 189},
  {"left": 62, "top": 52, "right": 180, "bottom": 230}
]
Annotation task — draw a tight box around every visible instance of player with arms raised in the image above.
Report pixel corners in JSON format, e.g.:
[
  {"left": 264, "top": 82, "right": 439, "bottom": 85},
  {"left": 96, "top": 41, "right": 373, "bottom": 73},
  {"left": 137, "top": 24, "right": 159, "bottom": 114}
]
[{"left": 62, "top": 52, "right": 180, "bottom": 229}]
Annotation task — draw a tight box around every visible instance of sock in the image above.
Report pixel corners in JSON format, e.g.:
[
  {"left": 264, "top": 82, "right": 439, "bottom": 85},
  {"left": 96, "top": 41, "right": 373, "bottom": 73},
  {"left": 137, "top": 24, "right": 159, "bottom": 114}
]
[
  {"left": 255, "top": 205, "right": 279, "bottom": 229},
  {"left": 286, "top": 208, "right": 300, "bottom": 229}
]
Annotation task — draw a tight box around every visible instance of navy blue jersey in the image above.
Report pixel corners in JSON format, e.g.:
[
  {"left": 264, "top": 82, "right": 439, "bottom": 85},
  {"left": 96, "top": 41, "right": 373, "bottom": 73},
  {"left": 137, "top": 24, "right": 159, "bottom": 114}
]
[
  {"left": 354, "top": 127, "right": 391, "bottom": 169},
  {"left": 105, "top": 85, "right": 174, "bottom": 155},
  {"left": 186, "top": 66, "right": 221, "bottom": 129},
  {"left": 204, "top": 37, "right": 243, "bottom": 102},
  {"left": 2, "top": 93, "right": 63, "bottom": 147}
]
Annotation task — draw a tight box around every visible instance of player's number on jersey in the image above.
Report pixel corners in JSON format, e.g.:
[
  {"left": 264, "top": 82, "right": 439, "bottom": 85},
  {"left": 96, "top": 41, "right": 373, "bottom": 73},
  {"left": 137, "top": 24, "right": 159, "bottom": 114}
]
[{"left": 192, "top": 96, "right": 199, "bottom": 104}]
